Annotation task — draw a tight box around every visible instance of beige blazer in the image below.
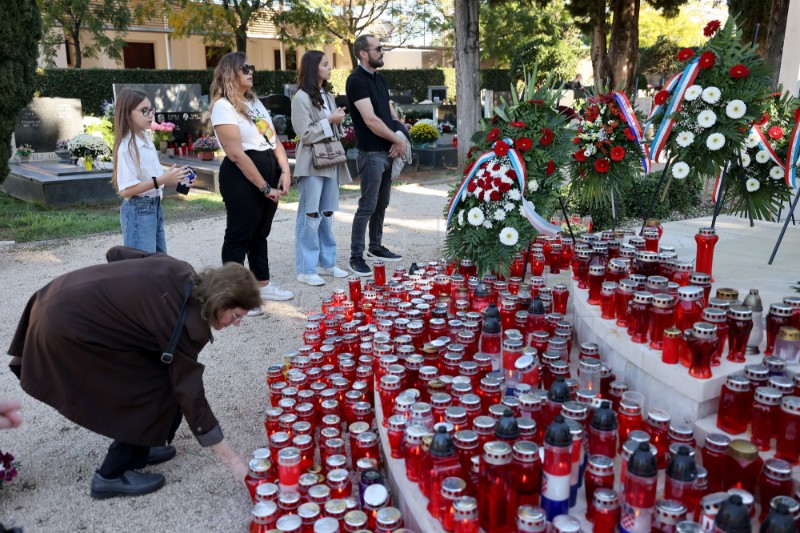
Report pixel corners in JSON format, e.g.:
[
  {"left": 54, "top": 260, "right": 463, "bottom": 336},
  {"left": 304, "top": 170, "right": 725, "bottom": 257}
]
[{"left": 290, "top": 89, "right": 353, "bottom": 183}]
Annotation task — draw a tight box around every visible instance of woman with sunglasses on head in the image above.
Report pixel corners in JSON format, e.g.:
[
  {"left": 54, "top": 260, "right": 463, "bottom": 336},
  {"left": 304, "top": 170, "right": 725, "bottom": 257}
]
[
  {"left": 112, "top": 88, "right": 193, "bottom": 253},
  {"left": 291, "top": 50, "right": 352, "bottom": 286},
  {"left": 8, "top": 246, "right": 261, "bottom": 499},
  {"left": 210, "top": 53, "right": 294, "bottom": 316}
]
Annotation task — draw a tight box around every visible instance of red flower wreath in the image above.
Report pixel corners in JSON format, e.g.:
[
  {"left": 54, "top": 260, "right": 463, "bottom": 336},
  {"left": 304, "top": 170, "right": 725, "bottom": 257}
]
[
  {"left": 610, "top": 146, "right": 625, "bottom": 162},
  {"left": 487, "top": 128, "right": 500, "bottom": 142},
  {"left": 594, "top": 159, "right": 610, "bottom": 173},
  {"left": 698, "top": 51, "right": 716, "bottom": 69},
  {"left": 493, "top": 140, "right": 510, "bottom": 156},
  {"left": 540, "top": 128, "right": 554, "bottom": 146},
  {"left": 756, "top": 113, "right": 770, "bottom": 126},
  {"left": 677, "top": 49, "right": 694, "bottom": 61},
  {"left": 704, "top": 20, "right": 721, "bottom": 37},
  {"left": 546, "top": 160, "right": 556, "bottom": 176},
  {"left": 654, "top": 90, "right": 670, "bottom": 106},
  {"left": 729, "top": 64, "right": 750, "bottom": 79},
  {"left": 509, "top": 121, "right": 526, "bottom": 128},
  {"left": 768, "top": 126, "right": 784, "bottom": 140},
  {"left": 624, "top": 129, "right": 636, "bottom": 141},
  {"left": 516, "top": 137, "right": 533, "bottom": 151},
  {"left": 574, "top": 150, "right": 587, "bottom": 163}
]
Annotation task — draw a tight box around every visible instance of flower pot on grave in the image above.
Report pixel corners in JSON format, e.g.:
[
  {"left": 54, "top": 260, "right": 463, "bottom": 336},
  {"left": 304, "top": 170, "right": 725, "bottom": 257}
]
[
  {"left": 83, "top": 156, "right": 94, "bottom": 171},
  {"left": 55, "top": 149, "right": 71, "bottom": 161},
  {"left": 159, "top": 140, "right": 168, "bottom": 153},
  {"left": 438, "top": 133, "right": 454, "bottom": 146},
  {"left": 199, "top": 151, "right": 214, "bottom": 161}
]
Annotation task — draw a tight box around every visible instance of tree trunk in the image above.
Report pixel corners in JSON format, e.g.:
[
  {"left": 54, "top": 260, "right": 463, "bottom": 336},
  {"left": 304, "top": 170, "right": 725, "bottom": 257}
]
[
  {"left": 765, "top": 0, "right": 789, "bottom": 89},
  {"left": 72, "top": 29, "right": 82, "bottom": 68},
  {"left": 235, "top": 25, "right": 247, "bottom": 53},
  {"left": 454, "top": 0, "right": 480, "bottom": 167},
  {"left": 346, "top": 40, "right": 356, "bottom": 69},
  {"left": 588, "top": 0, "right": 608, "bottom": 87},
  {"left": 606, "top": 0, "right": 640, "bottom": 91}
]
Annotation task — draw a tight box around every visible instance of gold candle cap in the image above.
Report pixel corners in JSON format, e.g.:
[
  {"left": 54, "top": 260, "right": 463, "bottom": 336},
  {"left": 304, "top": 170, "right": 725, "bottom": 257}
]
[
  {"left": 716, "top": 288, "right": 739, "bottom": 301},
  {"left": 729, "top": 439, "right": 759, "bottom": 460},
  {"left": 778, "top": 327, "right": 800, "bottom": 341}
]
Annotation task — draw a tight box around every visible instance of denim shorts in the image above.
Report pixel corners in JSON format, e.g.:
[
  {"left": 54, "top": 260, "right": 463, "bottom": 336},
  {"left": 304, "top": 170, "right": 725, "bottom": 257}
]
[{"left": 120, "top": 195, "right": 166, "bottom": 253}]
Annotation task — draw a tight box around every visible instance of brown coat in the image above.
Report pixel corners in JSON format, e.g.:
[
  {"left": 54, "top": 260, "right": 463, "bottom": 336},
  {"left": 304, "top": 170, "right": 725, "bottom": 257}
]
[{"left": 7, "top": 247, "right": 222, "bottom": 447}]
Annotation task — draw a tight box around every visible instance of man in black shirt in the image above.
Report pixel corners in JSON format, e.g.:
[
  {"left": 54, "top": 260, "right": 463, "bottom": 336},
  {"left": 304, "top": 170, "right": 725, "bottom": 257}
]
[{"left": 346, "top": 34, "right": 407, "bottom": 276}]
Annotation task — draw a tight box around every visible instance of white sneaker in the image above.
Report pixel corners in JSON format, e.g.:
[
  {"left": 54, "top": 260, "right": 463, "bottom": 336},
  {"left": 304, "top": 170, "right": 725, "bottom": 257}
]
[
  {"left": 297, "top": 273, "right": 326, "bottom": 286},
  {"left": 260, "top": 283, "right": 294, "bottom": 301},
  {"left": 316, "top": 265, "right": 349, "bottom": 278},
  {"left": 246, "top": 306, "right": 264, "bottom": 317}
]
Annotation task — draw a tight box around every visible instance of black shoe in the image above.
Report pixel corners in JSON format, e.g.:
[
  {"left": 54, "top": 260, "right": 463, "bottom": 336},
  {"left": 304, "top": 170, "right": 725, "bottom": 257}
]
[
  {"left": 146, "top": 445, "right": 177, "bottom": 466},
  {"left": 349, "top": 257, "right": 372, "bottom": 276},
  {"left": 90, "top": 470, "right": 166, "bottom": 500},
  {"left": 366, "top": 247, "right": 403, "bottom": 262}
]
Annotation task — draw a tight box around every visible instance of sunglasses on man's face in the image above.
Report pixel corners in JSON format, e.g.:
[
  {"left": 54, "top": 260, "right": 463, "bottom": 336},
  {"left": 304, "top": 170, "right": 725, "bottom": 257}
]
[{"left": 240, "top": 64, "right": 256, "bottom": 75}]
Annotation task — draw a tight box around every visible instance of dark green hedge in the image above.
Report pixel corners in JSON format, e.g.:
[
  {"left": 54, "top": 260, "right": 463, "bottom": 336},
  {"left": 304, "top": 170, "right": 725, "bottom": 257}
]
[{"left": 36, "top": 67, "right": 511, "bottom": 115}]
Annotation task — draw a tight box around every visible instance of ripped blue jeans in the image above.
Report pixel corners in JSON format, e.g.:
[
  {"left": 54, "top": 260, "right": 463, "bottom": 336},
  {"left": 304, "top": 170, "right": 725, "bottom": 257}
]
[{"left": 295, "top": 174, "right": 340, "bottom": 274}]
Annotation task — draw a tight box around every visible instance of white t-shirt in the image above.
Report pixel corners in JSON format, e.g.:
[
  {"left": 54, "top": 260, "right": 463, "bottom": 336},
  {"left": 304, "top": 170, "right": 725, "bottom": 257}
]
[
  {"left": 210, "top": 98, "right": 278, "bottom": 152},
  {"left": 115, "top": 132, "right": 164, "bottom": 198}
]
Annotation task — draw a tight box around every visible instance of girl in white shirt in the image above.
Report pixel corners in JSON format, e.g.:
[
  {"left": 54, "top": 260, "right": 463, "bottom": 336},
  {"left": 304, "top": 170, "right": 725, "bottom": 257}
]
[{"left": 112, "top": 89, "right": 191, "bottom": 253}]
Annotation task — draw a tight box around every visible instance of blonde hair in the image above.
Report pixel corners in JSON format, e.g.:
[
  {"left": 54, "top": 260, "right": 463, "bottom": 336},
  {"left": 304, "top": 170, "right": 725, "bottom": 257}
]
[
  {"left": 209, "top": 52, "right": 257, "bottom": 119},
  {"left": 111, "top": 89, "right": 149, "bottom": 191}
]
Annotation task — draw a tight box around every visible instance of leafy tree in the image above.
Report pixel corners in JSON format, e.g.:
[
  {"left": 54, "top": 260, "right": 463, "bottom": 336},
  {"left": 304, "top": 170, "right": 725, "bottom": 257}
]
[
  {"left": 637, "top": 35, "right": 681, "bottom": 81},
  {"left": 509, "top": 35, "right": 580, "bottom": 85},
  {"left": 1, "top": 0, "right": 42, "bottom": 184},
  {"left": 728, "top": 0, "right": 791, "bottom": 88},
  {"left": 135, "top": 0, "right": 274, "bottom": 54},
  {"left": 639, "top": 0, "right": 726, "bottom": 47},
  {"left": 39, "top": 0, "right": 131, "bottom": 68},
  {"left": 566, "top": 0, "right": 683, "bottom": 91},
  {"left": 481, "top": 0, "right": 580, "bottom": 74},
  {"left": 275, "top": 0, "right": 434, "bottom": 68}
]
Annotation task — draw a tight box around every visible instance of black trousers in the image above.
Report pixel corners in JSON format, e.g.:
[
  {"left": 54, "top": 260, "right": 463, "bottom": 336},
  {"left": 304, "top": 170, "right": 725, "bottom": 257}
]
[
  {"left": 97, "top": 441, "right": 149, "bottom": 478},
  {"left": 219, "top": 150, "right": 280, "bottom": 281}
]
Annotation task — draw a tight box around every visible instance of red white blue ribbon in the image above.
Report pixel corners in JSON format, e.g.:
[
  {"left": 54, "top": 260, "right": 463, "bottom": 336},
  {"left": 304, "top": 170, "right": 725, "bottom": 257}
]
[
  {"left": 613, "top": 91, "right": 651, "bottom": 175},
  {"left": 521, "top": 200, "right": 562, "bottom": 237},
  {"left": 446, "top": 138, "right": 527, "bottom": 227},
  {"left": 644, "top": 73, "right": 681, "bottom": 132},
  {"left": 786, "top": 114, "right": 800, "bottom": 188},
  {"left": 650, "top": 59, "right": 702, "bottom": 162},
  {"left": 750, "top": 126, "right": 783, "bottom": 167},
  {"left": 712, "top": 173, "right": 724, "bottom": 203}
]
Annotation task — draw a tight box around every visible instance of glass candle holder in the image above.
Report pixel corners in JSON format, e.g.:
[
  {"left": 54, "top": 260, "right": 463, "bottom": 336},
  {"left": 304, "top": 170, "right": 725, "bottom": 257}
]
[
  {"left": 727, "top": 306, "right": 754, "bottom": 363},
  {"left": 452, "top": 496, "right": 479, "bottom": 533},
  {"left": 628, "top": 291, "right": 653, "bottom": 344},
  {"left": 662, "top": 328, "right": 682, "bottom": 364},
  {"left": 592, "top": 489, "right": 620, "bottom": 533},
  {"left": 758, "top": 458, "right": 794, "bottom": 521},
  {"left": 615, "top": 279, "right": 637, "bottom": 328},
  {"left": 685, "top": 322, "right": 718, "bottom": 380},
  {"left": 751, "top": 386, "right": 782, "bottom": 451},
  {"left": 776, "top": 396, "right": 800, "bottom": 465},
  {"left": 648, "top": 294, "right": 675, "bottom": 350},
  {"left": 766, "top": 303, "right": 794, "bottom": 356},
  {"left": 694, "top": 227, "right": 719, "bottom": 282},
  {"left": 587, "top": 265, "right": 606, "bottom": 306},
  {"left": 584, "top": 455, "right": 615, "bottom": 522},
  {"left": 727, "top": 439, "right": 763, "bottom": 495},
  {"left": 716, "top": 374, "right": 750, "bottom": 435},
  {"left": 600, "top": 282, "right": 618, "bottom": 320}
]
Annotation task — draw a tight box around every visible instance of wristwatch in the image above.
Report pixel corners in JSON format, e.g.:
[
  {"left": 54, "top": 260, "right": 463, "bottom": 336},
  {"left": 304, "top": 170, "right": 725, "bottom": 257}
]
[{"left": 259, "top": 183, "right": 272, "bottom": 195}]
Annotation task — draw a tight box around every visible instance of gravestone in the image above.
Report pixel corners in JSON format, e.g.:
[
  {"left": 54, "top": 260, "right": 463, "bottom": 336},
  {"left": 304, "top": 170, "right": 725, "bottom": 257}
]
[
  {"left": 114, "top": 84, "right": 210, "bottom": 145},
  {"left": 12, "top": 97, "right": 84, "bottom": 158}
]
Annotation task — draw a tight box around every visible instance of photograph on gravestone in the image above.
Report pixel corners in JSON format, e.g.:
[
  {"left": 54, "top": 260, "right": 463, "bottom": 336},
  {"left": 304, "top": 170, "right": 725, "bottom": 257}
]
[
  {"left": 157, "top": 112, "right": 211, "bottom": 145},
  {"left": 13, "top": 98, "right": 84, "bottom": 157},
  {"left": 259, "top": 95, "right": 293, "bottom": 137},
  {"left": 112, "top": 84, "right": 203, "bottom": 113}
]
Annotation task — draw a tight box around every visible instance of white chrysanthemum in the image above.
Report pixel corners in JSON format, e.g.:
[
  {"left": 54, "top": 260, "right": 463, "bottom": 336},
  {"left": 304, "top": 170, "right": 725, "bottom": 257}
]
[
  {"left": 771, "top": 166, "right": 785, "bottom": 180},
  {"left": 483, "top": 220, "right": 493, "bottom": 229},
  {"left": 504, "top": 202, "right": 515, "bottom": 211},
  {"left": 685, "top": 85, "right": 703, "bottom": 101},
  {"left": 676, "top": 131, "right": 695, "bottom": 147},
  {"left": 745, "top": 132, "right": 760, "bottom": 148},
  {"left": 746, "top": 178, "right": 760, "bottom": 192},
  {"left": 584, "top": 144, "right": 596, "bottom": 156},
  {"left": 507, "top": 189, "right": 521, "bottom": 201},
  {"left": 706, "top": 133, "right": 726, "bottom": 151},
  {"left": 467, "top": 207, "right": 485, "bottom": 226},
  {"left": 672, "top": 162, "right": 690, "bottom": 179},
  {"left": 493, "top": 209, "right": 506, "bottom": 221},
  {"left": 697, "top": 110, "right": 717, "bottom": 129},
  {"left": 740, "top": 153, "right": 751, "bottom": 168},
  {"left": 756, "top": 150, "right": 770, "bottom": 164},
  {"left": 499, "top": 227, "right": 519, "bottom": 246},
  {"left": 457, "top": 210, "right": 465, "bottom": 226},
  {"left": 528, "top": 179, "right": 539, "bottom": 192},
  {"left": 501, "top": 175, "right": 513, "bottom": 185},
  {"left": 725, "top": 100, "right": 747, "bottom": 119},
  {"left": 701, "top": 86, "right": 721, "bottom": 104}
]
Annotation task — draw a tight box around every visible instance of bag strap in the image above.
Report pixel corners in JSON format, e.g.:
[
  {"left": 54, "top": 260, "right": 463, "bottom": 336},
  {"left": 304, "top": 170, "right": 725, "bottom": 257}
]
[{"left": 161, "top": 280, "right": 194, "bottom": 365}]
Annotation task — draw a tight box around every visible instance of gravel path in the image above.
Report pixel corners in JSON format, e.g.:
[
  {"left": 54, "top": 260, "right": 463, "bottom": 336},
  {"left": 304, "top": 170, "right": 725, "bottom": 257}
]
[{"left": 0, "top": 179, "right": 453, "bottom": 532}]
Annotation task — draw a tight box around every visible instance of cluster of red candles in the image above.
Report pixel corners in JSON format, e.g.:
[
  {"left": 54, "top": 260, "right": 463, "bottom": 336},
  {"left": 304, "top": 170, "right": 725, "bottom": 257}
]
[{"left": 249, "top": 220, "right": 800, "bottom": 532}]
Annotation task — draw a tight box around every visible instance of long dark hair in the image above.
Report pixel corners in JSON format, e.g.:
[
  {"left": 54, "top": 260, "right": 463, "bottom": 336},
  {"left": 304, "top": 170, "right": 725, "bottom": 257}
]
[
  {"left": 112, "top": 88, "right": 149, "bottom": 191},
  {"left": 297, "top": 50, "right": 330, "bottom": 110}
]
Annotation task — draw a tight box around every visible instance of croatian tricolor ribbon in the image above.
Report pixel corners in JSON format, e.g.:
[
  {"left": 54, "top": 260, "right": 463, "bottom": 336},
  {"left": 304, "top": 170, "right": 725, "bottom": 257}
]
[
  {"left": 446, "top": 137, "right": 526, "bottom": 226},
  {"left": 613, "top": 91, "right": 651, "bottom": 174},
  {"left": 650, "top": 59, "right": 702, "bottom": 162},
  {"left": 644, "top": 72, "right": 681, "bottom": 132},
  {"left": 712, "top": 173, "right": 724, "bottom": 203},
  {"left": 751, "top": 126, "right": 783, "bottom": 167},
  {"left": 786, "top": 112, "right": 800, "bottom": 188},
  {"left": 521, "top": 200, "right": 562, "bottom": 237}
]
